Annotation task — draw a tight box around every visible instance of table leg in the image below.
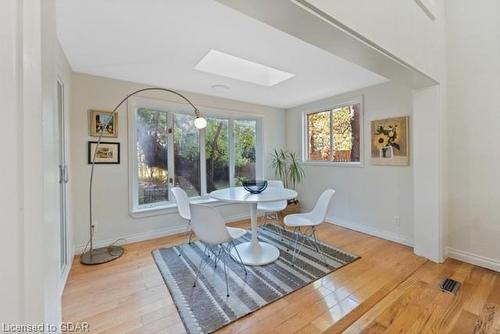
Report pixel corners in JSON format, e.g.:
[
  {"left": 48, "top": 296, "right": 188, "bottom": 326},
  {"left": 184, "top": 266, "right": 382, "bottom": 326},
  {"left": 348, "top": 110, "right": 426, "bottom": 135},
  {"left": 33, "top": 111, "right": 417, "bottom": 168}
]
[{"left": 230, "top": 203, "right": 280, "bottom": 266}]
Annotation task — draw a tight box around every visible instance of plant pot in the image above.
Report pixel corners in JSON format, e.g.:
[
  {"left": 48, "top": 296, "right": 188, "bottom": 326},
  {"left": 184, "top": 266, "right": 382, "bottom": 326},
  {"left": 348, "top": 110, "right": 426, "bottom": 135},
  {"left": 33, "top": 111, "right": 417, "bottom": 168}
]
[{"left": 281, "top": 199, "right": 301, "bottom": 217}]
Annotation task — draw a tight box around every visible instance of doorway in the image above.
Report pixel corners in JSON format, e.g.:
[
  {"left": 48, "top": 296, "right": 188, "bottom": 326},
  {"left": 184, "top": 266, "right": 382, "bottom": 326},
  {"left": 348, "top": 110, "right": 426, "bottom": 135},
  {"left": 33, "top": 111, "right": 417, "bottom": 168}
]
[{"left": 57, "top": 79, "right": 69, "bottom": 272}]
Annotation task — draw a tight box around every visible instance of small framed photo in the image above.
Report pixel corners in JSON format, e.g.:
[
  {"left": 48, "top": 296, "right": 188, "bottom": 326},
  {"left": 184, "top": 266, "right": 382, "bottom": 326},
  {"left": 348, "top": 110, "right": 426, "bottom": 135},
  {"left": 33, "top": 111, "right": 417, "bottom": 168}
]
[
  {"left": 88, "top": 141, "right": 120, "bottom": 164},
  {"left": 89, "top": 110, "right": 118, "bottom": 137}
]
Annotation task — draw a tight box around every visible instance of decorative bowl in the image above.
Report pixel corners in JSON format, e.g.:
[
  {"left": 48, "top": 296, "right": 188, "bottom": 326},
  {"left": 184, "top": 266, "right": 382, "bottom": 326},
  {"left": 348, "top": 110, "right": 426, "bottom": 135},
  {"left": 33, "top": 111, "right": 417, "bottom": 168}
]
[{"left": 242, "top": 180, "right": 268, "bottom": 194}]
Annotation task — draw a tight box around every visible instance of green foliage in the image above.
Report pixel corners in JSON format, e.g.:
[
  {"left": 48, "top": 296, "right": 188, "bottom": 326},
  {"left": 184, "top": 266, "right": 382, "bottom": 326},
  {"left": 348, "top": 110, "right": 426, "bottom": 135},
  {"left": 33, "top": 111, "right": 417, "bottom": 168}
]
[
  {"left": 332, "top": 106, "right": 353, "bottom": 151},
  {"left": 137, "top": 108, "right": 168, "bottom": 170},
  {"left": 235, "top": 120, "right": 256, "bottom": 168},
  {"left": 174, "top": 113, "right": 200, "bottom": 160},
  {"left": 307, "top": 111, "right": 331, "bottom": 159},
  {"left": 234, "top": 176, "right": 250, "bottom": 186},
  {"left": 287, "top": 151, "right": 305, "bottom": 189},
  {"left": 307, "top": 106, "right": 354, "bottom": 160},
  {"left": 137, "top": 109, "right": 258, "bottom": 191},
  {"left": 271, "top": 149, "right": 288, "bottom": 184},
  {"left": 271, "top": 149, "right": 305, "bottom": 189}
]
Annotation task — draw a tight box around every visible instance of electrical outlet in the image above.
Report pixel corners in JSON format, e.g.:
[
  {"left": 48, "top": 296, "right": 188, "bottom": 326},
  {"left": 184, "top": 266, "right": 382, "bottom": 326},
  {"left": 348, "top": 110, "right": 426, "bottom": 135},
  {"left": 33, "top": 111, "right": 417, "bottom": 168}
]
[{"left": 394, "top": 216, "right": 400, "bottom": 226}]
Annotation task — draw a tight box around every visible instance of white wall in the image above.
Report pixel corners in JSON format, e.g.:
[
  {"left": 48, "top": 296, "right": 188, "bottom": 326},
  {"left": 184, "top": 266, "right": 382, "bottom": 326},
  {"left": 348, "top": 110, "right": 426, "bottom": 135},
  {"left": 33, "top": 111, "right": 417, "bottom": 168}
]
[
  {"left": 219, "top": 0, "right": 447, "bottom": 262},
  {"left": 41, "top": 0, "right": 63, "bottom": 324},
  {"left": 0, "top": 0, "right": 65, "bottom": 326},
  {"left": 445, "top": 0, "right": 500, "bottom": 271},
  {"left": 70, "top": 73, "right": 286, "bottom": 251},
  {"left": 286, "top": 82, "right": 414, "bottom": 245},
  {"left": 301, "top": 0, "right": 446, "bottom": 81},
  {"left": 0, "top": 0, "right": 25, "bottom": 323}
]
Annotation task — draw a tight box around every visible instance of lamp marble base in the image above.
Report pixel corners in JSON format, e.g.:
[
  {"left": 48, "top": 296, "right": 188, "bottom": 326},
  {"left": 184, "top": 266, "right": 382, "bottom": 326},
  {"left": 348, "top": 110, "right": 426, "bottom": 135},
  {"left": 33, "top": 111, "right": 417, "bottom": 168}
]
[{"left": 80, "top": 245, "right": 124, "bottom": 265}]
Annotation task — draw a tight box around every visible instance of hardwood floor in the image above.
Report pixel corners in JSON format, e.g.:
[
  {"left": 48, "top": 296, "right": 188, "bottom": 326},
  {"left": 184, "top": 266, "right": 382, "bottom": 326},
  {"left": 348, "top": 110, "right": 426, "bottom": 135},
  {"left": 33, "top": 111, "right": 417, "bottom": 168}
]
[{"left": 62, "top": 221, "right": 500, "bottom": 333}]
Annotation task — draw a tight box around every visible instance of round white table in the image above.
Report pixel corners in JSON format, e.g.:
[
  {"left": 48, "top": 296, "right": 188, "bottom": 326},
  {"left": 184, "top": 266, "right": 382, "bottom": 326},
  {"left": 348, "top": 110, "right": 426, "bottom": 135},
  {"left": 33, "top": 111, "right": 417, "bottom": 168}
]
[{"left": 209, "top": 186, "right": 298, "bottom": 266}]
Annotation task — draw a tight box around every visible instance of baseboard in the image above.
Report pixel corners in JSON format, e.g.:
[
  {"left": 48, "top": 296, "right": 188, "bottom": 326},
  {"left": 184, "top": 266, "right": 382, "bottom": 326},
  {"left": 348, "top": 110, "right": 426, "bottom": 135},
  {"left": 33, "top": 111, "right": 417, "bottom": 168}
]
[
  {"left": 447, "top": 247, "right": 500, "bottom": 272},
  {"left": 74, "top": 212, "right": 251, "bottom": 255},
  {"left": 325, "top": 217, "right": 414, "bottom": 247}
]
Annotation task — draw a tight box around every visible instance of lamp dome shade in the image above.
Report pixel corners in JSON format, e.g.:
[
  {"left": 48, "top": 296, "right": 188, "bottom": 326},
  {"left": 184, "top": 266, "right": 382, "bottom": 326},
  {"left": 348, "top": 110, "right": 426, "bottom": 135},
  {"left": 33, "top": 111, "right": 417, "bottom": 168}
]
[{"left": 194, "top": 116, "right": 207, "bottom": 129}]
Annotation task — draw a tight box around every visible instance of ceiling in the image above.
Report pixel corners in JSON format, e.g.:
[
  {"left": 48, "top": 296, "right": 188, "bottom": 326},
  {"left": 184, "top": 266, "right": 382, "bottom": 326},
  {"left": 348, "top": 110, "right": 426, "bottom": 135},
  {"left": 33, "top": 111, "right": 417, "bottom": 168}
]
[{"left": 56, "top": 0, "right": 388, "bottom": 108}]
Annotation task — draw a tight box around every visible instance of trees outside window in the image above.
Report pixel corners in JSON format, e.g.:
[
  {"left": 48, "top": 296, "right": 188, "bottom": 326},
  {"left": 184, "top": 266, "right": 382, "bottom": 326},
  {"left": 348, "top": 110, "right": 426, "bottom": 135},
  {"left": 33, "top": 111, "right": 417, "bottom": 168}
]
[
  {"left": 305, "top": 100, "right": 362, "bottom": 164},
  {"left": 234, "top": 120, "right": 257, "bottom": 184},
  {"left": 206, "top": 118, "right": 229, "bottom": 192},
  {"left": 137, "top": 108, "right": 169, "bottom": 205},
  {"left": 132, "top": 105, "right": 260, "bottom": 211}
]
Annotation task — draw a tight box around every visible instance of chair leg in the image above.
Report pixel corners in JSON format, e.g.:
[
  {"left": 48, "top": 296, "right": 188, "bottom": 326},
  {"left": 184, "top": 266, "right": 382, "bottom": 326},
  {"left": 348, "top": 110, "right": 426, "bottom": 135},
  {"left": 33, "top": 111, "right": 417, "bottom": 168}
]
[
  {"left": 286, "top": 226, "right": 296, "bottom": 252},
  {"left": 230, "top": 241, "right": 248, "bottom": 276},
  {"left": 187, "top": 223, "right": 193, "bottom": 244},
  {"left": 213, "top": 245, "right": 223, "bottom": 269},
  {"left": 312, "top": 227, "right": 328, "bottom": 266},
  {"left": 222, "top": 252, "right": 230, "bottom": 297},
  {"left": 192, "top": 245, "right": 209, "bottom": 288},
  {"left": 277, "top": 212, "right": 285, "bottom": 241},
  {"left": 291, "top": 227, "right": 303, "bottom": 265},
  {"left": 179, "top": 221, "right": 193, "bottom": 257},
  {"left": 289, "top": 226, "right": 329, "bottom": 268}
]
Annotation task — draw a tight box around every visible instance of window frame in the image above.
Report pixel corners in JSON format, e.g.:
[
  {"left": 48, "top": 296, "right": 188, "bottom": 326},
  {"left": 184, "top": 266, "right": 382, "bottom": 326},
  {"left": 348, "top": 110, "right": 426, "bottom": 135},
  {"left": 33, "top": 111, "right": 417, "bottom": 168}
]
[
  {"left": 302, "top": 96, "right": 364, "bottom": 167},
  {"left": 127, "top": 97, "right": 263, "bottom": 217}
]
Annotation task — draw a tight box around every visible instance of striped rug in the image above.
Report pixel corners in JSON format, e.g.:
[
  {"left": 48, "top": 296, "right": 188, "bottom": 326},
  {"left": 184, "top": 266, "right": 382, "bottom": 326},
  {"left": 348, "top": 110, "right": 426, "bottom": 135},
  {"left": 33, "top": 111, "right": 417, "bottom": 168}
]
[{"left": 152, "top": 225, "right": 359, "bottom": 334}]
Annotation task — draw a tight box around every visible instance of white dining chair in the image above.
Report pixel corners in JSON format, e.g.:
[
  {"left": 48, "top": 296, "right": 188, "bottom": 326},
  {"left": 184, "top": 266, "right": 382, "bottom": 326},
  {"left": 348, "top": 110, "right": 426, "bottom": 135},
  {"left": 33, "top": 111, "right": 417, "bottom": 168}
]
[
  {"left": 190, "top": 204, "right": 247, "bottom": 297},
  {"left": 283, "top": 189, "right": 335, "bottom": 266},
  {"left": 171, "top": 187, "right": 193, "bottom": 246},
  {"left": 257, "top": 180, "right": 288, "bottom": 238}
]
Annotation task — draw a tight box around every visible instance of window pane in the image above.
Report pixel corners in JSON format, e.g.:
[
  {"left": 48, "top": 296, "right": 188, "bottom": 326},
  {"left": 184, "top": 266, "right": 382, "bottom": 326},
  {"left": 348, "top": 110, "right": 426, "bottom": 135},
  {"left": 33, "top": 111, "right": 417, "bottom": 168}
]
[
  {"left": 307, "top": 111, "right": 331, "bottom": 160},
  {"left": 206, "top": 118, "right": 229, "bottom": 192},
  {"left": 174, "top": 113, "right": 200, "bottom": 197},
  {"left": 137, "top": 108, "right": 169, "bottom": 205},
  {"left": 234, "top": 120, "right": 257, "bottom": 184},
  {"left": 332, "top": 103, "right": 361, "bottom": 162}
]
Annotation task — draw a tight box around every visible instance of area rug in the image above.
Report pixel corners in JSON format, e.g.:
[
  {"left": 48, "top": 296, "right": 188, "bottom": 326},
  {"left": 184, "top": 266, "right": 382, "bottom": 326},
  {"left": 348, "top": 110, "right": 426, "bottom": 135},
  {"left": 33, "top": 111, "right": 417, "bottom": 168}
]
[{"left": 152, "top": 224, "right": 359, "bottom": 334}]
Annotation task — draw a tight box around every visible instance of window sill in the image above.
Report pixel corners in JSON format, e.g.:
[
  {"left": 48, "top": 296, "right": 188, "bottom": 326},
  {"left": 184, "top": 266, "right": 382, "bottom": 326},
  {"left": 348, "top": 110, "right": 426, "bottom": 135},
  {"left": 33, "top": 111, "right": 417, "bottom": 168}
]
[
  {"left": 302, "top": 161, "right": 364, "bottom": 168},
  {"left": 128, "top": 196, "right": 239, "bottom": 219}
]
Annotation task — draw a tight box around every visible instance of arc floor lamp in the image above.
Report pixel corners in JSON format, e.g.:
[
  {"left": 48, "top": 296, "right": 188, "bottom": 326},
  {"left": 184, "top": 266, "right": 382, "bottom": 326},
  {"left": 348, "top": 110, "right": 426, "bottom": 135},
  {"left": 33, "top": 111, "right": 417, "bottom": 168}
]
[{"left": 80, "top": 88, "right": 207, "bottom": 265}]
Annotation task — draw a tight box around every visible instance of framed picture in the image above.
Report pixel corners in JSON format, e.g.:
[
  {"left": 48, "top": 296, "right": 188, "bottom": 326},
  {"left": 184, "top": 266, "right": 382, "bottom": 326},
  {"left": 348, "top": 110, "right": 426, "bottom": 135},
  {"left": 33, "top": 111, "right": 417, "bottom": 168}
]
[
  {"left": 88, "top": 141, "right": 120, "bottom": 164},
  {"left": 89, "top": 110, "right": 118, "bottom": 137},
  {"left": 370, "top": 116, "right": 409, "bottom": 166}
]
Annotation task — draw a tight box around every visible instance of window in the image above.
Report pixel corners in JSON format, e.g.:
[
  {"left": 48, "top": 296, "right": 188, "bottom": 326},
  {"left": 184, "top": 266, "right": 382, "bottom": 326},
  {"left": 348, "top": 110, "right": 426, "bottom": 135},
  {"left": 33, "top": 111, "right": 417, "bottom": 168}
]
[
  {"left": 136, "top": 108, "right": 170, "bottom": 206},
  {"left": 174, "top": 113, "right": 201, "bottom": 197},
  {"left": 305, "top": 98, "right": 362, "bottom": 164},
  {"left": 234, "top": 119, "right": 257, "bottom": 184},
  {"left": 129, "top": 99, "right": 261, "bottom": 213},
  {"left": 206, "top": 117, "right": 229, "bottom": 192}
]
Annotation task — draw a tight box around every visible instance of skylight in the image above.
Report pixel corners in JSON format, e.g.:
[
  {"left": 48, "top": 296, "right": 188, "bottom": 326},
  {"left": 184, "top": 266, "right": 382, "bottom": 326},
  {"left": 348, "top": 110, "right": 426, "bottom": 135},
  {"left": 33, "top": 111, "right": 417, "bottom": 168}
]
[{"left": 195, "top": 49, "right": 295, "bottom": 87}]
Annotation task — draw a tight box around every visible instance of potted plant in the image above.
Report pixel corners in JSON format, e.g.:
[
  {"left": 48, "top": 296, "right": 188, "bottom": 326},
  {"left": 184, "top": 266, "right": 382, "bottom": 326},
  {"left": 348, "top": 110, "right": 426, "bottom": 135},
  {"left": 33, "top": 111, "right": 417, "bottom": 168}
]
[{"left": 271, "top": 149, "right": 305, "bottom": 215}]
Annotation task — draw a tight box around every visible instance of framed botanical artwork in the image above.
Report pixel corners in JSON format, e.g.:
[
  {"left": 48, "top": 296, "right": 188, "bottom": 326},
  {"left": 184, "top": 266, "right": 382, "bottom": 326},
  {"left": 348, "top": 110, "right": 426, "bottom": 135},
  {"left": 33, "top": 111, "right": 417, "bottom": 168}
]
[
  {"left": 370, "top": 116, "right": 409, "bottom": 166},
  {"left": 89, "top": 110, "right": 118, "bottom": 138},
  {"left": 88, "top": 141, "right": 120, "bottom": 164}
]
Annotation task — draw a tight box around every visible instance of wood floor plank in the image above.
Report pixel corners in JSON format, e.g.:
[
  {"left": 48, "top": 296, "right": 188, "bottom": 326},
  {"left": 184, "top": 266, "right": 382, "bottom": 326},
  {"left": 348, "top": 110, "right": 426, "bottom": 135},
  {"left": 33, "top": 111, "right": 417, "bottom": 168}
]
[{"left": 62, "top": 220, "right": 499, "bottom": 333}]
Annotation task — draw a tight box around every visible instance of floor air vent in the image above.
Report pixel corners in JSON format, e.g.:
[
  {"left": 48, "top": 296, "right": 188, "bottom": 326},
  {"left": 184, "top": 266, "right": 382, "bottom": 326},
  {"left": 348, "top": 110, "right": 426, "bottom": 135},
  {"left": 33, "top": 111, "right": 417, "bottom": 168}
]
[{"left": 440, "top": 278, "right": 460, "bottom": 294}]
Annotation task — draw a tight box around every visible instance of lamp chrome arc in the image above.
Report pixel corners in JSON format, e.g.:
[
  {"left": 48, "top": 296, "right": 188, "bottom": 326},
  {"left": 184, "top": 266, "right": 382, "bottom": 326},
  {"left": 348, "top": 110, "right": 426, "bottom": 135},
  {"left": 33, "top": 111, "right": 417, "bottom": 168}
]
[{"left": 81, "top": 87, "right": 205, "bottom": 265}]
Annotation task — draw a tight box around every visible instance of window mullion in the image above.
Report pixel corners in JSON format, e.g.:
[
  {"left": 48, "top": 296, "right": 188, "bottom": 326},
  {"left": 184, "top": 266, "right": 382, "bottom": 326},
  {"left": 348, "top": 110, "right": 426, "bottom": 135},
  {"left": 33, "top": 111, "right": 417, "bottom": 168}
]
[
  {"left": 200, "top": 127, "right": 207, "bottom": 196},
  {"left": 167, "top": 111, "right": 175, "bottom": 201},
  {"left": 330, "top": 110, "right": 334, "bottom": 162},
  {"left": 130, "top": 106, "right": 139, "bottom": 212},
  {"left": 229, "top": 119, "right": 235, "bottom": 187},
  {"left": 255, "top": 119, "right": 263, "bottom": 180}
]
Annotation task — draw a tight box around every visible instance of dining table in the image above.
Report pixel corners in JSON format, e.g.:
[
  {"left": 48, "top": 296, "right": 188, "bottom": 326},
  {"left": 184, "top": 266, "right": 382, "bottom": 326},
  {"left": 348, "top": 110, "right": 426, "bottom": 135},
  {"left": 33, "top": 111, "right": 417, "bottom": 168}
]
[{"left": 209, "top": 186, "right": 298, "bottom": 266}]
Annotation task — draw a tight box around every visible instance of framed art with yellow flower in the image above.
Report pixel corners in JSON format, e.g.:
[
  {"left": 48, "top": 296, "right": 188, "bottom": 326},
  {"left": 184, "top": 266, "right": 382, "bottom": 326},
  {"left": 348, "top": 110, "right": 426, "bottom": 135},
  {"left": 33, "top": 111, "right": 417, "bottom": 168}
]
[
  {"left": 89, "top": 110, "right": 118, "bottom": 138},
  {"left": 370, "top": 116, "right": 409, "bottom": 166}
]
